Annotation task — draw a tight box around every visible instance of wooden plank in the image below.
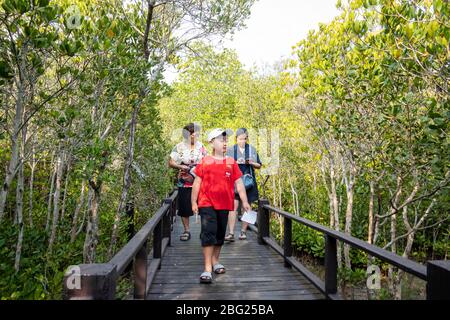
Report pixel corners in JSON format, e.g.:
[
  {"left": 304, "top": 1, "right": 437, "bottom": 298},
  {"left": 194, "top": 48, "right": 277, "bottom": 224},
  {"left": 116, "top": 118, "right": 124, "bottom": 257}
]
[
  {"left": 149, "top": 284, "right": 320, "bottom": 295},
  {"left": 146, "top": 217, "right": 324, "bottom": 300},
  {"left": 151, "top": 276, "right": 312, "bottom": 284},
  {"left": 145, "top": 258, "right": 160, "bottom": 295},
  {"left": 149, "top": 281, "right": 315, "bottom": 290}
]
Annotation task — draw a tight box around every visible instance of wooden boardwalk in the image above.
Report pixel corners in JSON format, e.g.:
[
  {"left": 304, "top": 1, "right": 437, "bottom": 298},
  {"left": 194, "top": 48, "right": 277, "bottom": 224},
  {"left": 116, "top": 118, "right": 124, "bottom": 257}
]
[{"left": 147, "top": 215, "right": 325, "bottom": 300}]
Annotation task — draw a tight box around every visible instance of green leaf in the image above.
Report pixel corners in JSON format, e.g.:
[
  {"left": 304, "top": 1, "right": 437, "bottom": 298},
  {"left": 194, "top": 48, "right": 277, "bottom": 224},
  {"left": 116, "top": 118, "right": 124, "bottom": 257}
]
[{"left": 2, "top": 0, "right": 15, "bottom": 13}]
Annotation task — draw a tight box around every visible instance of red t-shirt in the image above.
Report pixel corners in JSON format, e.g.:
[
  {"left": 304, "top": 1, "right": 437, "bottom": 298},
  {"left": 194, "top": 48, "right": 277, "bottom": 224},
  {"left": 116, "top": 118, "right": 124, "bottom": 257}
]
[{"left": 194, "top": 156, "right": 243, "bottom": 211}]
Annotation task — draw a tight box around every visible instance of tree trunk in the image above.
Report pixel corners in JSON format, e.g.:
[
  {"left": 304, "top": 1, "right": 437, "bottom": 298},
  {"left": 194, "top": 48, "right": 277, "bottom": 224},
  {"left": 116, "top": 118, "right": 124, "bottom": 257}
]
[
  {"left": 372, "top": 192, "right": 383, "bottom": 246},
  {"left": 28, "top": 144, "right": 36, "bottom": 227},
  {"left": 343, "top": 184, "right": 354, "bottom": 269},
  {"left": 320, "top": 162, "right": 336, "bottom": 229},
  {"left": 83, "top": 180, "right": 101, "bottom": 263},
  {"left": 48, "top": 150, "right": 64, "bottom": 252},
  {"left": 45, "top": 152, "right": 56, "bottom": 231},
  {"left": 0, "top": 43, "right": 28, "bottom": 221},
  {"left": 388, "top": 179, "right": 401, "bottom": 297},
  {"left": 330, "top": 163, "right": 342, "bottom": 269},
  {"left": 278, "top": 175, "right": 282, "bottom": 210},
  {"left": 343, "top": 160, "right": 355, "bottom": 270},
  {"left": 368, "top": 181, "right": 375, "bottom": 244},
  {"left": 109, "top": 104, "right": 139, "bottom": 257},
  {"left": 272, "top": 175, "right": 277, "bottom": 207},
  {"left": 60, "top": 159, "right": 71, "bottom": 222},
  {"left": 76, "top": 187, "right": 92, "bottom": 239},
  {"left": 83, "top": 149, "right": 108, "bottom": 263},
  {"left": 392, "top": 199, "right": 435, "bottom": 299},
  {"left": 71, "top": 179, "right": 86, "bottom": 243},
  {"left": 14, "top": 123, "right": 26, "bottom": 272}
]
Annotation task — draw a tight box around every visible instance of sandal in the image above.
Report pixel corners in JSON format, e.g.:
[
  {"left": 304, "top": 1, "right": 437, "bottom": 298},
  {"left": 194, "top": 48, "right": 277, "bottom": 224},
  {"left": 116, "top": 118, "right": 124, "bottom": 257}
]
[
  {"left": 199, "top": 271, "right": 212, "bottom": 284},
  {"left": 224, "top": 233, "right": 235, "bottom": 242},
  {"left": 239, "top": 231, "right": 247, "bottom": 240},
  {"left": 213, "top": 263, "right": 226, "bottom": 274},
  {"left": 180, "top": 231, "right": 191, "bottom": 241}
]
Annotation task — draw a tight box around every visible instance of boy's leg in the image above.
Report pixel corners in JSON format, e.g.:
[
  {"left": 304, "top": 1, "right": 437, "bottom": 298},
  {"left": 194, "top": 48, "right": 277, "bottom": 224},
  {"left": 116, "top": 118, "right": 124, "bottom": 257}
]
[
  {"left": 211, "top": 245, "right": 222, "bottom": 267},
  {"left": 203, "top": 246, "right": 214, "bottom": 273},
  {"left": 199, "top": 207, "right": 218, "bottom": 272},
  {"left": 212, "top": 210, "right": 229, "bottom": 270}
]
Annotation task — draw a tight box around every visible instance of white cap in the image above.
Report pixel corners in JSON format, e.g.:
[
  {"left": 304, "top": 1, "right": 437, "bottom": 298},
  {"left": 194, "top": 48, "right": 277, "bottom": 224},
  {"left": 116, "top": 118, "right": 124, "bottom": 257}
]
[{"left": 207, "top": 128, "right": 233, "bottom": 142}]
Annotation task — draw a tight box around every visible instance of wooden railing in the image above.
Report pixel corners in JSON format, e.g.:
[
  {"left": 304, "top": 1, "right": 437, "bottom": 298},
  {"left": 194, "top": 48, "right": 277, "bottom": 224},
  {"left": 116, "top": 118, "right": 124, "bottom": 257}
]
[
  {"left": 62, "top": 189, "right": 178, "bottom": 300},
  {"left": 256, "top": 199, "right": 450, "bottom": 300}
]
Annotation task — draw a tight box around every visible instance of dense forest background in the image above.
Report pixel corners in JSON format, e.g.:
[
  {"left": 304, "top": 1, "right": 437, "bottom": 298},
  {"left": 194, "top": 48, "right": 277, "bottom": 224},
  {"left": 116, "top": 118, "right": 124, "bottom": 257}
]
[{"left": 1, "top": 0, "right": 448, "bottom": 299}]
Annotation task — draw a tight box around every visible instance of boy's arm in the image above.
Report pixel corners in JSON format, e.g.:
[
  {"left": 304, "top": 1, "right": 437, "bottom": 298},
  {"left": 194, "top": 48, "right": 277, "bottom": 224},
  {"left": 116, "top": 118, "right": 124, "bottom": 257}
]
[
  {"left": 235, "top": 178, "right": 251, "bottom": 212},
  {"left": 191, "top": 176, "right": 202, "bottom": 214}
]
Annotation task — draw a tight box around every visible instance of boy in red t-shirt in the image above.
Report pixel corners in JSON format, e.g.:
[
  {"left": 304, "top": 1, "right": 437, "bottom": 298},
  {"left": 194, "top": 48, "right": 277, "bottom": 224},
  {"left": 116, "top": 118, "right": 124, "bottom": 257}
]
[{"left": 191, "top": 128, "right": 251, "bottom": 284}]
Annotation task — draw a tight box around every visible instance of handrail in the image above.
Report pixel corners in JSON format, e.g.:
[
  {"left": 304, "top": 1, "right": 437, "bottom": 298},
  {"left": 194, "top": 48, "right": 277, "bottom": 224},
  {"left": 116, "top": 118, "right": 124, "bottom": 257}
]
[
  {"left": 63, "top": 189, "right": 178, "bottom": 300},
  {"left": 257, "top": 199, "right": 450, "bottom": 300},
  {"left": 263, "top": 204, "right": 427, "bottom": 280},
  {"left": 110, "top": 191, "right": 176, "bottom": 274}
]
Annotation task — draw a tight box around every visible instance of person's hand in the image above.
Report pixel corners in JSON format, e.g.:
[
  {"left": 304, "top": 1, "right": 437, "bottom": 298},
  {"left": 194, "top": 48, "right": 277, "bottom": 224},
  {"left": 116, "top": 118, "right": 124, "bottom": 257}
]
[
  {"left": 242, "top": 202, "right": 251, "bottom": 213},
  {"left": 179, "top": 164, "right": 190, "bottom": 171},
  {"left": 245, "top": 159, "right": 253, "bottom": 166},
  {"left": 192, "top": 202, "right": 199, "bottom": 215}
]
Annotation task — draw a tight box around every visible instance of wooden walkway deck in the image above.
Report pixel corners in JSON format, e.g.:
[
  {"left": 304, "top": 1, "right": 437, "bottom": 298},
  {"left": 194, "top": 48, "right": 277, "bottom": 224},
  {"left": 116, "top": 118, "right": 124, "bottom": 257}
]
[{"left": 147, "top": 216, "right": 325, "bottom": 300}]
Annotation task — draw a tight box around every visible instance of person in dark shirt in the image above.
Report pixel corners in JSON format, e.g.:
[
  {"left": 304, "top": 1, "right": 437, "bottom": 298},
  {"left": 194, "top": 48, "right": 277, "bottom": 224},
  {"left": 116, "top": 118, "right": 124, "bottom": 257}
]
[{"left": 225, "top": 128, "right": 262, "bottom": 241}]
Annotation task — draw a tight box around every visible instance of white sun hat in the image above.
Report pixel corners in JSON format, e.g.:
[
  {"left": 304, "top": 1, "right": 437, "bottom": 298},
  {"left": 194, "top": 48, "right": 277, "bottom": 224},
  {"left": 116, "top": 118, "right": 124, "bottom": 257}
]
[{"left": 207, "top": 128, "right": 233, "bottom": 142}]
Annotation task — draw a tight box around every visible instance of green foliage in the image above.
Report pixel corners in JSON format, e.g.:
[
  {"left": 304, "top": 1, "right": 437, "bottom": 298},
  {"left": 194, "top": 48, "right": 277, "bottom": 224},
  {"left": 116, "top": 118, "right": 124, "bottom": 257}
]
[
  {"left": 291, "top": 219, "right": 325, "bottom": 259},
  {"left": 338, "top": 267, "right": 367, "bottom": 286},
  {"left": 0, "top": 221, "right": 83, "bottom": 299}
]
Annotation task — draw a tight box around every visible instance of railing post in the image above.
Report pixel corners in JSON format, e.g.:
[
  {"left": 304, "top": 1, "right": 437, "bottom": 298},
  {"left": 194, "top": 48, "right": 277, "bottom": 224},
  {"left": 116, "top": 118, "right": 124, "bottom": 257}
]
[
  {"left": 257, "top": 199, "right": 270, "bottom": 245},
  {"left": 63, "top": 264, "right": 117, "bottom": 300},
  {"left": 325, "top": 234, "right": 338, "bottom": 297},
  {"left": 133, "top": 241, "right": 148, "bottom": 299},
  {"left": 427, "top": 260, "right": 450, "bottom": 300},
  {"left": 283, "top": 217, "right": 292, "bottom": 268},
  {"left": 153, "top": 220, "right": 162, "bottom": 262},
  {"left": 163, "top": 198, "right": 172, "bottom": 246}
]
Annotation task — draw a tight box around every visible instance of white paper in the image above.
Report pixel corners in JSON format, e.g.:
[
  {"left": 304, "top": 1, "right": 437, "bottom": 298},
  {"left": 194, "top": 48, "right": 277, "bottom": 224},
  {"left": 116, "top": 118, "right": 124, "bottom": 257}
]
[{"left": 241, "top": 210, "right": 257, "bottom": 225}]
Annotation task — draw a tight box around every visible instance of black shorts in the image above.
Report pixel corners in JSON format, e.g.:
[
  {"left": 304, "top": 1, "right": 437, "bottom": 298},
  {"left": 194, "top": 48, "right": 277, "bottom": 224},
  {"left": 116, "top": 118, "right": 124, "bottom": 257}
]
[
  {"left": 199, "top": 207, "right": 229, "bottom": 247},
  {"left": 177, "top": 187, "right": 193, "bottom": 217}
]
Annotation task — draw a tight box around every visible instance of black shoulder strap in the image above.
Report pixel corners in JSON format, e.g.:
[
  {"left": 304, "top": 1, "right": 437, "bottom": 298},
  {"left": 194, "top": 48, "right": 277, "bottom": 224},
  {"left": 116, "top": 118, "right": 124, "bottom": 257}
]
[{"left": 245, "top": 144, "right": 253, "bottom": 178}]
